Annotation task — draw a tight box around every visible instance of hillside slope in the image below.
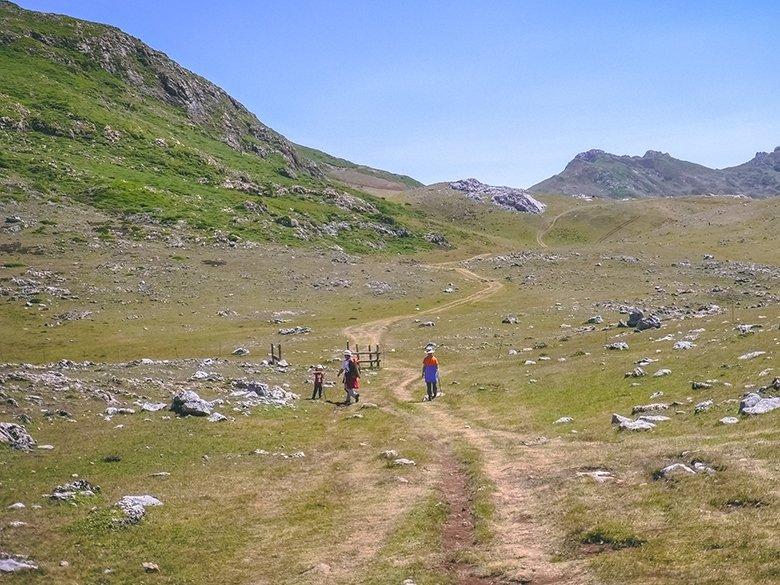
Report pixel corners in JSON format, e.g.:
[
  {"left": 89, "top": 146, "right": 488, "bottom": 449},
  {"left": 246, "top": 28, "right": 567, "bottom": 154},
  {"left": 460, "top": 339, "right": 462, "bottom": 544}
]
[
  {"left": 0, "top": 1, "right": 430, "bottom": 253},
  {"left": 294, "top": 144, "right": 422, "bottom": 194},
  {"left": 529, "top": 147, "right": 780, "bottom": 198}
]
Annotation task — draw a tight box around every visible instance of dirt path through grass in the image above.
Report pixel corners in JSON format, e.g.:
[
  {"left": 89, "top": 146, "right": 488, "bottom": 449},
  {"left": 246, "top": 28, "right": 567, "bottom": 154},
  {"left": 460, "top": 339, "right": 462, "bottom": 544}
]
[
  {"left": 345, "top": 256, "right": 589, "bottom": 584},
  {"left": 536, "top": 209, "right": 574, "bottom": 248}
]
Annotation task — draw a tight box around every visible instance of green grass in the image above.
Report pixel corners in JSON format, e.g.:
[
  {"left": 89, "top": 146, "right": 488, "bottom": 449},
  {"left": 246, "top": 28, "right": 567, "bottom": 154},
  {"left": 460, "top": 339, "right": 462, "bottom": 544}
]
[
  {"left": 294, "top": 143, "right": 423, "bottom": 189},
  {"left": 0, "top": 3, "right": 434, "bottom": 254}
]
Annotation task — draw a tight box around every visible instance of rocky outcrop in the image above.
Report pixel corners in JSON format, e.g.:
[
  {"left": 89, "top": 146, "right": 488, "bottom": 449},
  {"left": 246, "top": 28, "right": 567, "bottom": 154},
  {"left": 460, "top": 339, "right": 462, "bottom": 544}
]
[
  {"left": 0, "top": 422, "right": 35, "bottom": 451},
  {"left": 169, "top": 390, "right": 215, "bottom": 417},
  {"left": 739, "top": 393, "right": 780, "bottom": 416},
  {"left": 450, "top": 178, "right": 546, "bottom": 214}
]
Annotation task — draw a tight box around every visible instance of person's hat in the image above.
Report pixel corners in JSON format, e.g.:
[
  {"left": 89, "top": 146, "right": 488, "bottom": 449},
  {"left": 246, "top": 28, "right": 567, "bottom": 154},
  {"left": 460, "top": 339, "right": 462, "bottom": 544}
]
[
  {"left": 426, "top": 347, "right": 435, "bottom": 354},
  {"left": 343, "top": 349, "right": 352, "bottom": 356},
  {"left": 315, "top": 364, "right": 323, "bottom": 371}
]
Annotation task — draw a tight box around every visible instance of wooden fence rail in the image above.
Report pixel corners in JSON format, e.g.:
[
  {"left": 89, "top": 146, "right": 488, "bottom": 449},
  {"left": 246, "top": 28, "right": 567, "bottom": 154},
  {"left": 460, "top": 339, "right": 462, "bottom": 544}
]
[{"left": 346, "top": 341, "right": 381, "bottom": 369}]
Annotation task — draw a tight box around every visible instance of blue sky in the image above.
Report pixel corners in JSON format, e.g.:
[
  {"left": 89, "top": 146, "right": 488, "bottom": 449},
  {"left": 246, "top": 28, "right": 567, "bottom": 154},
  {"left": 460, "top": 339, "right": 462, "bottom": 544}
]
[{"left": 17, "top": 0, "right": 780, "bottom": 186}]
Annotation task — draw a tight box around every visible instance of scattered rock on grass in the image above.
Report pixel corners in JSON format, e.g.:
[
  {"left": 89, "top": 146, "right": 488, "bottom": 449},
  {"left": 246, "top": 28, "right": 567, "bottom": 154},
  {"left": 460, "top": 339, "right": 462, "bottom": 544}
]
[
  {"left": 115, "top": 495, "right": 163, "bottom": 526},
  {"left": 657, "top": 463, "right": 695, "bottom": 479},
  {"left": 738, "top": 351, "right": 766, "bottom": 361},
  {"left": 653, "top": 369, "right": 672, "bottom": 377},
  {"left": 0, "top": 553, "right": 38, "bottom": 573},
  {"left": 170, "top": 390, "right": 214, "bottom": 417},
  {"left": 739, "top": 393, "right": 780, "bottom": 416},
  {"left": 619, "top": 419, "right": 656, "bottom": 431},
  {"left": 0, "top": 423, "right": 36, "bottom": 451},
  {"left": 605, "top": 341, "right": 629, "bottom": 351},
  {"left": 632, "top": 403, "right": 669, "bottom": 414},
  {"left": 554, "top": 416, "right": 573, "bottom": 424},
  {"left": 392, "top": 458, "right": 416, "bottom": 466},
  {"left": 694, "top": 400, "right": 714, "bottom": 414},
  {"left": 719, "top": 416, "right": 739, "bottom": 425},
  {"left": 278, "top": 326, "right": 311, "bottom": 335},
  {"left": 673, "top": 341, "right": 695, "bottom": 350},
  {"left": 49, "top": 479, "right": 100, "bottom": 502},
  {"left": 576, "top": 470, "right": 614, "bottom": 483}
]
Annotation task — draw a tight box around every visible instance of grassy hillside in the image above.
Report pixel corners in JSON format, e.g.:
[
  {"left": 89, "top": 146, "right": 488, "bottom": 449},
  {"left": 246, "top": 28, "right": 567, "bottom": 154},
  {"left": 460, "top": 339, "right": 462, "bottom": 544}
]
[
  {"left": 0, "top": 1, "right": 430, "bottom": 254},
  {"left": 295, "top": 143, "right": 423, "bottom": 192}
]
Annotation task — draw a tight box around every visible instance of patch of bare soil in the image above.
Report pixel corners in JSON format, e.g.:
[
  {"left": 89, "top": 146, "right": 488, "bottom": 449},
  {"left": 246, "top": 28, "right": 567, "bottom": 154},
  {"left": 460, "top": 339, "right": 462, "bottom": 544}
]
[{"left": 439, "top": 453, "right": 503, "bottom": 584}]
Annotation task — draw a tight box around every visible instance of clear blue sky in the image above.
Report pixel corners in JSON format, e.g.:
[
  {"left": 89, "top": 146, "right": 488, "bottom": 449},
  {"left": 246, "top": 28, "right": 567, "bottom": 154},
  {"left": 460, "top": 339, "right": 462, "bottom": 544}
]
[{"left": 17, "top": 0, "right": 780, "bottom": 187}]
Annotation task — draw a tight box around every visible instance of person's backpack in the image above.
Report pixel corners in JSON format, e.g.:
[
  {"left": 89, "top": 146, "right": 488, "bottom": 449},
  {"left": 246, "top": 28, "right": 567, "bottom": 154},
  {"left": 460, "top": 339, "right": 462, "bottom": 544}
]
[{"left": 348, "top": 358, "right": 361, "bottom": 379}]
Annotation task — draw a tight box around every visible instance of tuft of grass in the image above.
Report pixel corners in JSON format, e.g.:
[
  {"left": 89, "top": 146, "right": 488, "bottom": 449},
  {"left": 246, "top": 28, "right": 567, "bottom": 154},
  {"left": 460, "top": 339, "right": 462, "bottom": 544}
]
[{"left": 579, "top": 523, "right": 646, "bottom": 550}]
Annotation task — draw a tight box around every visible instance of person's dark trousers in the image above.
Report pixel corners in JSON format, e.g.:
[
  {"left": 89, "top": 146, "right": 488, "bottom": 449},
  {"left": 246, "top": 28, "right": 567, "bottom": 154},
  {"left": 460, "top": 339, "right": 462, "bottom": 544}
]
[
  {"left": 312, "top": 383, "right": 323, "bottom": 399},
  {"left": 426, "top": 381, "right": 437, "bottom": 400}
]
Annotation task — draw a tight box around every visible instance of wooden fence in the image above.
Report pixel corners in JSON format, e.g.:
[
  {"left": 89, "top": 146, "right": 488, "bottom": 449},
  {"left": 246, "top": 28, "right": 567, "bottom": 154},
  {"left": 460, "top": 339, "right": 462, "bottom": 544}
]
[
  {"left": 269, "top": 343, "right": 283, "bottom": 364},
  {"left": 346, "top": 341, "right": 381, "bottom": 369}
]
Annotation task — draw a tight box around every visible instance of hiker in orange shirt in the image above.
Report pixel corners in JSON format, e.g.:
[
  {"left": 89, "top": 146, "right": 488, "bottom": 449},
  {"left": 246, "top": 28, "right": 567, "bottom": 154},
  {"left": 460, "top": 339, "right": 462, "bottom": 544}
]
[{"left": 422, "top": 346, "right": 440, "bottom": 400}]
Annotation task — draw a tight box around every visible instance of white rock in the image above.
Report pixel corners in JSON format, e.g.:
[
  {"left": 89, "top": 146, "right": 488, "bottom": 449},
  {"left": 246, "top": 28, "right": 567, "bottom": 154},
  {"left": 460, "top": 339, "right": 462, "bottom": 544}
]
[
  {"left": 738, "top": 351, "right": 766, "bottom": 361},
  {"left": 658, "top": 463, "right": 695, "bottom": 478},
  {"left": 553, "top": 416, "right": 573, "bottom": 424},
  {"left": 618, "top": 419, "right": 655, "bottom": 431},
  {"left": 0, "top": 556, "right": 38, "bottom": 573},
  {"left": 719, "top": 416, "right": 739, "bottom": 425},
  {"left": 392, "top": 458, "right": 416, "bottom": 466},
  {"left": 605, "top": 341, "right": 629, "bottom": 350},
  {"left": 637, "top": 414, "right": 671, "bottom": 423},
  {"left": 673, "top": 341, "right": 695, "bottom": 350},
  {"left": 739, "top": 394, "right": 780, "bottom": 415}
]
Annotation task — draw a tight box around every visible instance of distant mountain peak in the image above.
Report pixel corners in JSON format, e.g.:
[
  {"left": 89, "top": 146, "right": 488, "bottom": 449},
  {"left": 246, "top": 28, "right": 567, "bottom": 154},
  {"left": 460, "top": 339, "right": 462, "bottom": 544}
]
[
  {"left": 530, "top": 147, "right": 780, "bottom": 199},
  {"left": 573, "top": 149, "right": 607, "bottom": 162}
]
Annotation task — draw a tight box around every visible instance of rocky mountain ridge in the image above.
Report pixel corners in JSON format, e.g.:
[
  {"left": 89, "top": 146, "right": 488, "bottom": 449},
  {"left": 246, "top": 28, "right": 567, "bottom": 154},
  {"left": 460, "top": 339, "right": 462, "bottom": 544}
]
[{"left": 529, "top": 147, "right": 780, "bottom": 199}]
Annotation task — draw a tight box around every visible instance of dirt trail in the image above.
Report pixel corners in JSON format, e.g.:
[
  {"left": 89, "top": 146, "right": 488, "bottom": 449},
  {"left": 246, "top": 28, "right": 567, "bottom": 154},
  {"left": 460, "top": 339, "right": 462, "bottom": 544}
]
[
  {"left": 596, "top": 215, "right": 640, "bottom": 243},
  {"left": 343, "top": 255, "right": 501, "bottom": 347},
  {"left": 536, "top": 209, "right": 575, "bottom": 248},
  {"left": 344, "top": 255, "right": 588, "bottom": 584}
]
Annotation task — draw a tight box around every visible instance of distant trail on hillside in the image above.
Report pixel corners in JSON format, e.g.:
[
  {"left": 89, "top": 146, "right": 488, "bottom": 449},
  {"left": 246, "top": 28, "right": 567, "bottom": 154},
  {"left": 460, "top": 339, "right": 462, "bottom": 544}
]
[
  {"left": 343, "top": 253, "right": 501, "bottom": 347},
  {"left": 596, "top": 215, "right": 640, "bottom": 243},
  {"left": 536, "top": 209, "right": 577, "bottom": 248}
]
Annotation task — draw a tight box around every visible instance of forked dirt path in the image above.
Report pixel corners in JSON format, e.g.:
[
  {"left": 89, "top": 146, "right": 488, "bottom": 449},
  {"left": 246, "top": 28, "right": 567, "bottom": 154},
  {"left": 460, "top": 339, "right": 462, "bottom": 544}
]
[
  {"left": 536, "top": 209, "right": 575, "bottom": 248},
  {"left": 345, "top": 255, "right": 589, "bottom": 584}
]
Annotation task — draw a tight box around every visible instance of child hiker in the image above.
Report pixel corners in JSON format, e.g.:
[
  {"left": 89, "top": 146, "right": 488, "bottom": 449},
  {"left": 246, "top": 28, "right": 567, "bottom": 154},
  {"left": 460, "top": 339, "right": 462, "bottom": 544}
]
[
  {"left": 422, "top": 346, "right": 440, "bottom": 400},
  {"left": 311, "top": 365, "right": 324, "bottom": 400}
]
